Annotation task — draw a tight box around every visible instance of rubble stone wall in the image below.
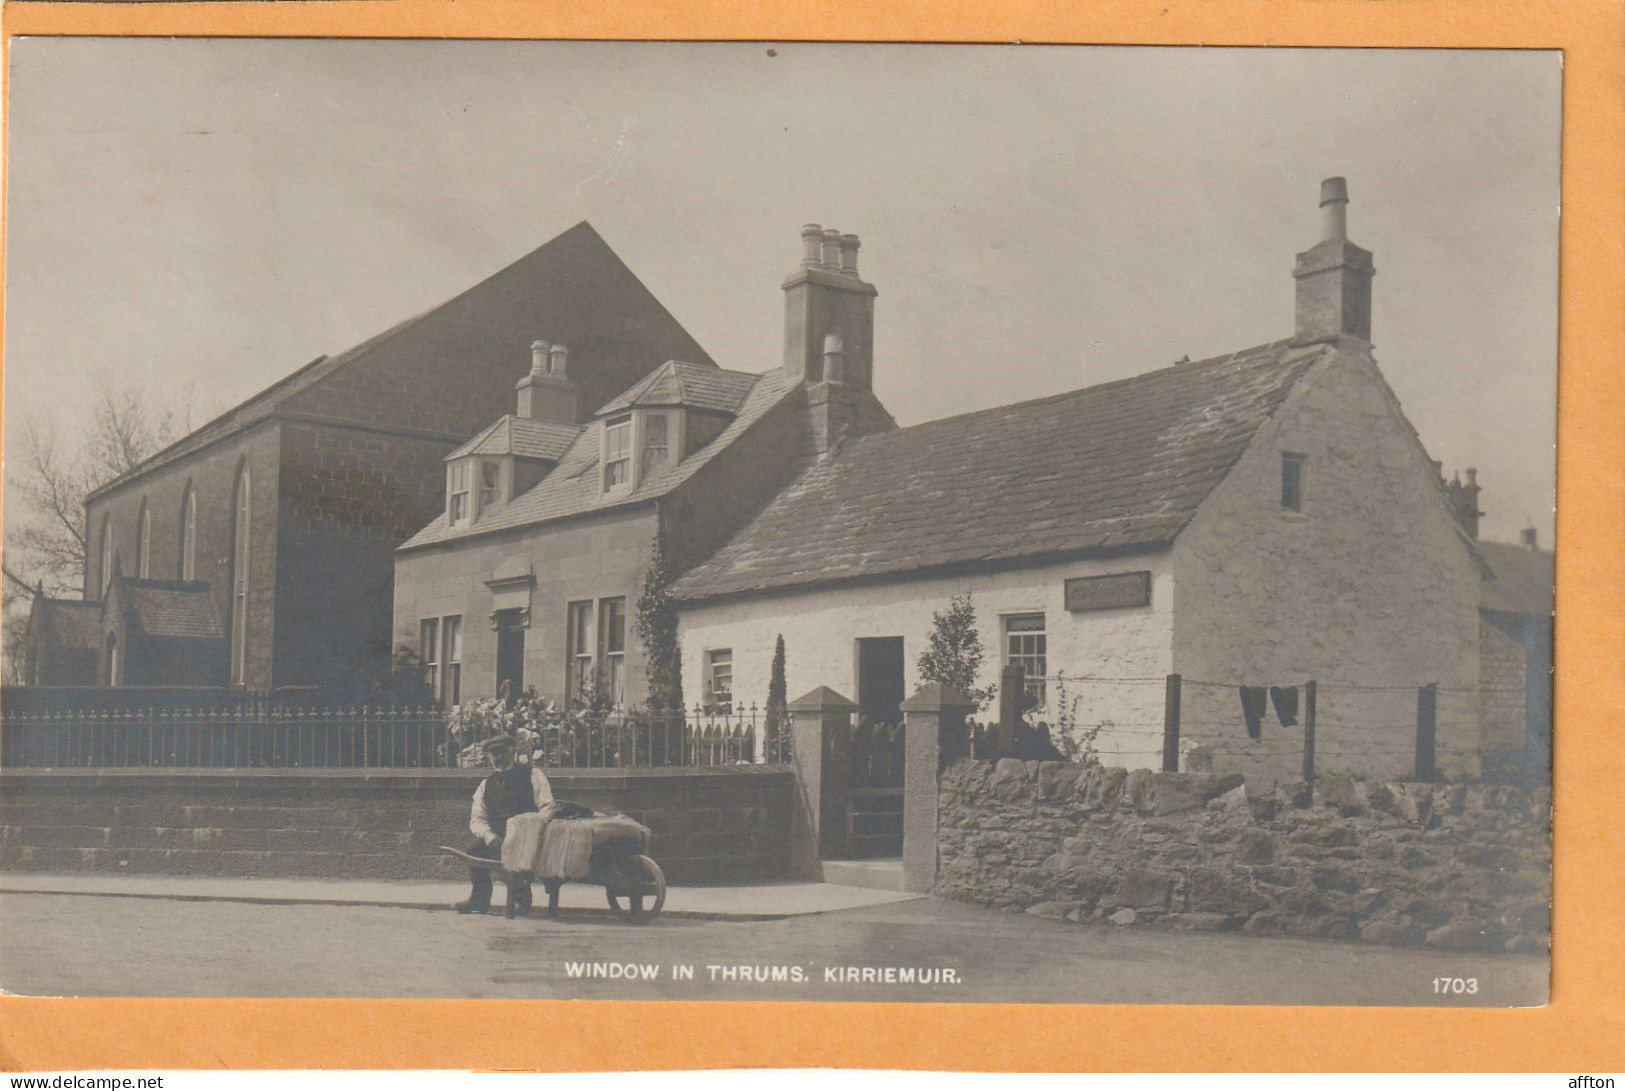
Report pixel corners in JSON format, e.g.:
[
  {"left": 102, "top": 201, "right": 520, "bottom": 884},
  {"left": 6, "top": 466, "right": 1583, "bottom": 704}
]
[{"left": 935, "top": 758, "right": 1550, "bottom": 950}]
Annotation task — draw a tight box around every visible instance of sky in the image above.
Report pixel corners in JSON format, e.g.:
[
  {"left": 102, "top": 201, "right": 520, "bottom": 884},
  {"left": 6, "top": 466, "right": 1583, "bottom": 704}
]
[{"left": 3, "top": 40, "right": 1560, "bottom": 543}]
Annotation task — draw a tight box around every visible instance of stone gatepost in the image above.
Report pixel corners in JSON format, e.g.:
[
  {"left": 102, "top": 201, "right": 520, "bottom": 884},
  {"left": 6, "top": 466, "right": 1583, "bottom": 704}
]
[
  {"left": 787, "top": 686, "right": 858, "bottom": 880},
  {"left": 900, "top": 682, "right": 976, "bottom": 894}
]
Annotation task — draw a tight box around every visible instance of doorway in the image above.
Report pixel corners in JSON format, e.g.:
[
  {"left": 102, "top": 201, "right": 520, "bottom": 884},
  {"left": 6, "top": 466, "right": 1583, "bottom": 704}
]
[
  {"left": 855, "top": 636, "right": 905, "bottom": 725},
  {"left": 495, "top": 610, "right": 526, "bottom": 700}
]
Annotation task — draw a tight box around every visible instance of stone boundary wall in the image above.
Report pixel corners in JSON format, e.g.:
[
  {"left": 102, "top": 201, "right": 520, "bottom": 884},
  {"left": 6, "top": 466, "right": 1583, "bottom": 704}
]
[
  {"left": 936, "top": 759, "right": 1550, "bottom": 951},
  {"left": 0, "top": 765, "right": 792, "bottom": 884}
]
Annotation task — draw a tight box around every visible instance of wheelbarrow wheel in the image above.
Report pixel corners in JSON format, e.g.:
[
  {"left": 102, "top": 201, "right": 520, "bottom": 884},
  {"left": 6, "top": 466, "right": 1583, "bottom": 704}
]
[{"left": 605, "top": 854, "right": 666, "bottom": 923}]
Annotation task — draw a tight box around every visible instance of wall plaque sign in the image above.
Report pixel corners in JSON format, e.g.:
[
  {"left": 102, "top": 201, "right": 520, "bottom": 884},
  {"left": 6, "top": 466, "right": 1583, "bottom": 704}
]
[{"left": 1065, "top": 571, "right": 1152, "bottom": 612}]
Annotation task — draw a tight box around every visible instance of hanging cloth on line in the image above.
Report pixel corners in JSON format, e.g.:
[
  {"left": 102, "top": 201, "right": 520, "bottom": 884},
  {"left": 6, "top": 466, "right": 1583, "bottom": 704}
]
[
  {"left": 1238, "top": 686, "right": 1269, "bottom": 739},
  {"left": 1269, "top": 685, "right": 1300, "bottom": 727}
]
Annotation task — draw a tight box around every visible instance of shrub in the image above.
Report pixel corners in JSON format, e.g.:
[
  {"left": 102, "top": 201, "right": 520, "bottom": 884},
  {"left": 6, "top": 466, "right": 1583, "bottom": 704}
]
[{"left": 917, "top": 593, "right": 997, "bottom": 710}]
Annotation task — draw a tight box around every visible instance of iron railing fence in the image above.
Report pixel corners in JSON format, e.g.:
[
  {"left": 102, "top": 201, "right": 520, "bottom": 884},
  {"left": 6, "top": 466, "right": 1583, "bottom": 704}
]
[{"left": 0, "top": 702, "right": 793, "bottom": 770}]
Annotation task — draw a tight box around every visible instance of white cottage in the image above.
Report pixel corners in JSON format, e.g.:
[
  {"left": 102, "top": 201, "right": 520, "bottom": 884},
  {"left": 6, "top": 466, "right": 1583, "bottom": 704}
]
[{"left": 671, "top": 179, "right": 1490, "bottom": 780}]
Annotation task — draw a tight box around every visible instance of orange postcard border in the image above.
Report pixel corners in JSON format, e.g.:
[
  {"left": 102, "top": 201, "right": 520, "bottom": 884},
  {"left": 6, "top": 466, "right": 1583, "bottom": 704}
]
[{"left": 0, "top": 0, "right": 1620, "bottom": 1073}]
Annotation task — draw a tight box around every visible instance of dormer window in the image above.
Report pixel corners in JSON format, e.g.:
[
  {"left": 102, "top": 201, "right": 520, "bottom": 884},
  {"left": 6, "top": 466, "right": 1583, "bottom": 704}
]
[
  {"left": 641, "top": 413, "right": 670, "bottom": 477},
  {"left": 448, "top": 461, "right": 470, "bottom": 524},
  {"left": 603, "top": 415, "right": 633, "bottom": 492},
  {"left": 477, "top": 460, "right": 502, "bottom": 510}
]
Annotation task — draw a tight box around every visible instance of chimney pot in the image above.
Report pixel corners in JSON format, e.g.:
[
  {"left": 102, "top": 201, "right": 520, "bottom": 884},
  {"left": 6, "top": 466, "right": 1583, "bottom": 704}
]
[
  {"left": 820, "top": 228, "right": 841, "bottom": 270},
  {"left": 1521, "top": 526, "right": 1538, "bottom": 550},
  {"left": 1319, "top": 176, "right": 1349, "bottom": 241},
  {"left": 548, "top": 343, "right": 570, "bottom": 378},
  {"left": 837, "top": 234, "right": 861, "bottom": 277},
  {"left": 801, "top": 224, "right": 824, "bottom": 267},
  {"left": 1464, "top": 467, "right": 1478, "bottom": 487},
  {"left": 530, "top": 340, "right": 551, "bottom": 376}
]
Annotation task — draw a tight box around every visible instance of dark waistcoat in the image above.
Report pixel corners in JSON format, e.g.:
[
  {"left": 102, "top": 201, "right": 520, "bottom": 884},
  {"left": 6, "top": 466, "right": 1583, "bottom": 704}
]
[{"left": 482, "top": 764, "right": 539, "bottom": 839}]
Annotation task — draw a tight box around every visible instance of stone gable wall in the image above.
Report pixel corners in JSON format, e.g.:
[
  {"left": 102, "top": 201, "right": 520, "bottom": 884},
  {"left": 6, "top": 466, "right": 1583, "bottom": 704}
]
[
  {"left": 1171, "top": 347, "right": 1485, "bottom": 780},
  {"left": 276, "top": 422, "right": 456, "bottom": 687},
  {"left": 935, "top": 758, "right": 1550, "bottom": 951}
]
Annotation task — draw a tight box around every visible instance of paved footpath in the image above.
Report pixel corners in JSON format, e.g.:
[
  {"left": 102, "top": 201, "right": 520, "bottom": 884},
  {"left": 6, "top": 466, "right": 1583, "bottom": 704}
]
[
  {"left": 0, "top": 882, "right": 1547, "bottom": 1006},
  {"left": 1, "top": 871, "right": 920, "bottom": 919}
]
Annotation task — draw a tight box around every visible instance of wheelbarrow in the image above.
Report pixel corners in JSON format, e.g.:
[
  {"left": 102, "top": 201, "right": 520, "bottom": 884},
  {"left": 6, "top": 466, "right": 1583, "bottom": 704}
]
[{"left": 439, "top": 811, "right": 667, "bottom": 923}]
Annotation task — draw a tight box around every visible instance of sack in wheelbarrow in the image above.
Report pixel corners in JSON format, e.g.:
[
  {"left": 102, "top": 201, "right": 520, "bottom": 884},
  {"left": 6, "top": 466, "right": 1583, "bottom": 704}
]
[{"left": 501, "top": 807, "right": 651, "bottom": 880}]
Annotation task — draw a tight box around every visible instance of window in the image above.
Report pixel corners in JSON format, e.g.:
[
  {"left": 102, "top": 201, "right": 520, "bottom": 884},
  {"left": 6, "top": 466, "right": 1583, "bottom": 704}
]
[
  {"left": 137, "top": 503, "right": 151, "bottom": 579},
  {"left": 99, "top": 519, "right": 113, "bottom": 598},
  {"left": 448, "top": 462, "right": 470, "bottom": 523},
  {"left": 566, "top": 600, "right": 594, "bottom": 704},
  {"left": 420, "top": 618, "right": 440, "bottom": 695},
  {"left": 706, "top": 649, "right": 734, "bottom": 713},
  {"left": 603, "top": 416, "right": 632, "bottom": 491},
  {"left": 179, "top": 486, "right": 197, "bottom": 581},
  {"left": 1003, "top": 613, "right": 1047, "bottom": 709},
  {"left": 641, "top": 413, "right": 670, "bottom": 478},
  {"left": 1281, "top": 453, "right": 1305, "bottom": 513},
  {"left": 230, "top": 464, "right": 251, "bottom": 687},
  {"left": 599, "top": 597, "right": 626, "bottom": 707},
  {"left": 442, "top": 616, "right": 462, "bottom": 705},
  {"left": 477, "top": 460, "right": 502, "bottom": 512}
]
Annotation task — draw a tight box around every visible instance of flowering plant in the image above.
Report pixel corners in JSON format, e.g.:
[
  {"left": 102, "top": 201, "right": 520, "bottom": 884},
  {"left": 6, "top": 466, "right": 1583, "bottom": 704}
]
[{"left": 439, "top": 685, "right": 691, "bottom": 768}]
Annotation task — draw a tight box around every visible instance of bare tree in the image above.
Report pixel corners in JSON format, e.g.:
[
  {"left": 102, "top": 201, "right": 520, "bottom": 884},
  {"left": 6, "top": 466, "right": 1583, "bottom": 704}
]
[
  {"left": 6, "top": 384, "right": 185, "bottom": 597},
  {"left": 2, "top": 382, "right": 190, "bottom": 680}
]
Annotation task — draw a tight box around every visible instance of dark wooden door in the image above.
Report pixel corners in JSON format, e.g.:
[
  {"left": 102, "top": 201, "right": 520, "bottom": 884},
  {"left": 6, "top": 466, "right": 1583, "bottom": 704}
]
[
  {"left": 855, "top": 636, "right": 905, "bottom": 725},
  {"left": 496, "top": 625, "right": 525, "bottom": 700}
]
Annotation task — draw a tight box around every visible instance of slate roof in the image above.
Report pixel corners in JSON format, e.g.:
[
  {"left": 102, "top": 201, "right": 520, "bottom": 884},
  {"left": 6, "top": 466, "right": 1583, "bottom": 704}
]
[
  {"left": 598, "top": 360, "right": 760, "bottom": 416},
  {"left": 400, "top": 367, "right": 795, "bottom": 550},
  {"left": 1477, "top": 541, "right": 1554, "bottom": 616},
  {"left": 445, "top": 416, "right": 582, "bottom": 462},
  {"left": 35, "top": 597, "right": 101, "bottom": 652},
  {"left": 87, "top": 222, "right": 714, "bottom": 500},
  {"left": 671, "top": 339, "right": 1330, "bottom": 602},
  {"left": 121, "top": 579, "right": 225, "bottom": 639}
]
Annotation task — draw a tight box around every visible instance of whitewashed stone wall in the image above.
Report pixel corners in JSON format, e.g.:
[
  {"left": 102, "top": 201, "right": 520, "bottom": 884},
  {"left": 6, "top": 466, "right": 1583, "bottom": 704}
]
[
  {"left": 678, "top": 554, "right": 1175, "bottom": 768},
  {"left": 1170, "top": 345, "right": 1484, "bottom": 780}
]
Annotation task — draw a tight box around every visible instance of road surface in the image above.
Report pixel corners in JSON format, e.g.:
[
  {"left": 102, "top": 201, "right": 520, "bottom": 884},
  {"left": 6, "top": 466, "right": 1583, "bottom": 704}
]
[{"left": 0, "top": 891, "right": 1547, "bottom": 1006}]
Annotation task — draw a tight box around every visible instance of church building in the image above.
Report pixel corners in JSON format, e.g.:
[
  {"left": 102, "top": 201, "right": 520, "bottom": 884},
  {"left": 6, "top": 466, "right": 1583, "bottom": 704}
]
[{"left": 57, "top": 223, "right": 712, "bottom": 691}]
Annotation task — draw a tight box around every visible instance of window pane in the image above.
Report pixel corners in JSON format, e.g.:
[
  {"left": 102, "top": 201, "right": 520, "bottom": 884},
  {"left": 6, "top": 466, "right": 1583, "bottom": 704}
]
[
  {"left": 602, "top": 598, "right": 626, "bottom": 654},
  {"left": 567, "top": 601, "right": 592, "bottom": 702},
  {"left": 1003, "top": 614, "right": 1047, "bottom": 708},
  {"left": 642, "top": 414, "right": 670, "bottom": 476},
  {"left": 420, "top": 619, "right": 439, "bottom": 692}
]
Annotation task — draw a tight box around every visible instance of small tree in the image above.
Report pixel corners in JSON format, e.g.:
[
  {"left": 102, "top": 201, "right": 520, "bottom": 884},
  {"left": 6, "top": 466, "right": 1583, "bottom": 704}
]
[
  {"left": 917, "top": 593, "right": 997, "bottom": 710},
  {"left": 764, "top": 633, "right": 790, "bottom": 760},
  {"left": 635, "top": 515, "right": 684, "bottom": 714}
]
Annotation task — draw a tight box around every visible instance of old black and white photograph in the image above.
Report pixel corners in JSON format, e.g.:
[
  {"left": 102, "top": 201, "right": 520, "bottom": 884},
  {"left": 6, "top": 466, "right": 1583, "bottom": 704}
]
[{"left": 0, "top": 40, "right": 1557, "bottom": 1006}]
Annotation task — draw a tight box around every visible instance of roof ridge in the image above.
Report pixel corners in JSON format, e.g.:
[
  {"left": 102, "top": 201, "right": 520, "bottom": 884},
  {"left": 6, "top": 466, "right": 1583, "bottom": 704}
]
[
  {"left": 87, "top": 221, "right": 640, "bottom": 499},
  {"left": 834, "top": 337, "right": 1320, "bottom": 451}
]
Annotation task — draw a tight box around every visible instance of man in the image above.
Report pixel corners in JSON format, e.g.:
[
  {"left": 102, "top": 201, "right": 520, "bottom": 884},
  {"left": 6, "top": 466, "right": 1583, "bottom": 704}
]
[{"left": 455, "top": 733, "right": 555, "bottom": 914}]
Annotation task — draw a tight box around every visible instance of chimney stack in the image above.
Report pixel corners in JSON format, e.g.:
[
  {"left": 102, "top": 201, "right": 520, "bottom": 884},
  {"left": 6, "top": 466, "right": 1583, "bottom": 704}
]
[
  {"left": 1293, "top": 176, "right": 1375, "bottom": 344},
  {"left": 516, "top": 339, "right": 580, "bottom": 424},
  {"left": 822, "top": 332, "right": 846, "bottom": 384},
  {"left": 1521, "top": 525, "right": 1539, "bottom": 551},
  {"left": 1445, "top": 467, "right": 1484, "bottom": 540},
  {"left": 782, "top": 223, "right": 877, "bottom": 389}
]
